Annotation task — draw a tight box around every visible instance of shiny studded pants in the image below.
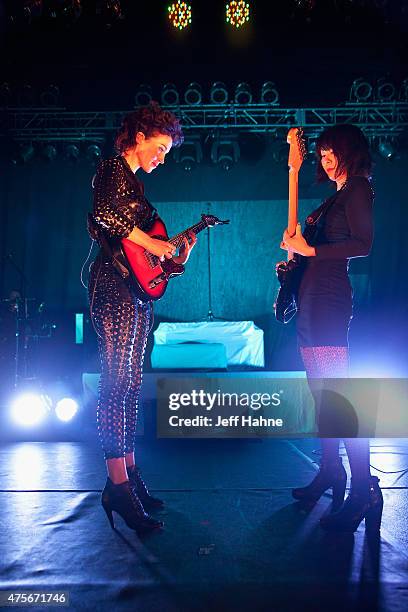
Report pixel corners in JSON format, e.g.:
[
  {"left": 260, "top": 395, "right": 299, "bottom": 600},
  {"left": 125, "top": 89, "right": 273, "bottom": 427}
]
[{"left": 88, "top": 260, "right": 153, "bottom": 459}]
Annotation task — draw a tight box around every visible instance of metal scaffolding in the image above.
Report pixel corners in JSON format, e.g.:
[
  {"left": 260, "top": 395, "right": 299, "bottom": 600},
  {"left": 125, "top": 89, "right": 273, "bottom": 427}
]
[{"left": 2, "top": 102, "right": 408, "bottom": 143}]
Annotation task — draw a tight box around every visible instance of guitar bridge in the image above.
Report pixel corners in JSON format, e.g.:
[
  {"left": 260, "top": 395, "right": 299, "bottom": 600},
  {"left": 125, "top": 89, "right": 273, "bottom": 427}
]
[{"left": 148, "top": 272, "right": 168, "bottom": 289}]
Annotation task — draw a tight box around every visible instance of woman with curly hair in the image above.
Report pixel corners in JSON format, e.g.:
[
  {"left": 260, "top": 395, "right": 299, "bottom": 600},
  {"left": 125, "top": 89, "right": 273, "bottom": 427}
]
[
  {"left": 281, "top": 124, "right": 383, "bottom": 532},
  {"left": 88, "top": 102, "right": 196, "bottom": 534}
]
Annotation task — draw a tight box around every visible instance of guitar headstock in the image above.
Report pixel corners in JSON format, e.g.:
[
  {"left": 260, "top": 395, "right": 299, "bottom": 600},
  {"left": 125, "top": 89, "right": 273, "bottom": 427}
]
[
  {"left": 287, "top": 127, "right": 306, "bottom": 173},
  {"left": 201, "top": 214, "right": 230, "bottom": 227}
]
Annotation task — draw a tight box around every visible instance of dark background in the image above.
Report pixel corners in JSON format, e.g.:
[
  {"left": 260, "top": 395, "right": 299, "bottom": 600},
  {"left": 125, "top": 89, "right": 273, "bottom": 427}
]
[
  {"left": 1, "top": 0, "right": 407, "bottom": 109},
  {"left": 0, "top": 0, "right": 407, "bottom": 383}
]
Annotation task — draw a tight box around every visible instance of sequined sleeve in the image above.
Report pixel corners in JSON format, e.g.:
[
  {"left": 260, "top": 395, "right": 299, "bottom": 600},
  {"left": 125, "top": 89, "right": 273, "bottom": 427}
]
[{"left": 93, "top": 158, "right": 135, "bottom": 238}]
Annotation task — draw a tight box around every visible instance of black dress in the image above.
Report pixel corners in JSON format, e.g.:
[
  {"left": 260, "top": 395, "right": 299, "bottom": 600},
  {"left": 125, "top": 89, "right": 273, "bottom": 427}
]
[
  {"left": 297, "top": 176, "right": 374, "bottom": 348},
  {"left": 88, "top": 156, "right": 157, "bottom": 459}
]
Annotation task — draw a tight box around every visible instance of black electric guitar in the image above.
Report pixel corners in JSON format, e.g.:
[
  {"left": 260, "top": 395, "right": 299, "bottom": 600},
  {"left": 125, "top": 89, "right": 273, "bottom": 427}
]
[{"left": 274, "top": 127, "right": 307, "bottom": 323}]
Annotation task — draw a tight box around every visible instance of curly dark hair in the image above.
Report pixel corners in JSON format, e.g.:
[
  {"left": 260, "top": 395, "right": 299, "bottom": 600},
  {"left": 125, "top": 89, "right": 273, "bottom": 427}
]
[
  {"left": 115, "top": 101, "right": 184, "bottom": 153},
  {"left": 315, "top": 124, "right": 372, "bottom": 182}
]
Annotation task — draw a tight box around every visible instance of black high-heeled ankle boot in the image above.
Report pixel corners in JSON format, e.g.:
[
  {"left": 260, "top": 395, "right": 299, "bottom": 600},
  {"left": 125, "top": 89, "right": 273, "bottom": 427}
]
[
  {"left": 320, "top": 476, "right": 383, "bottom": 533},
  {"left": 101, "top": 478, "right": 164, "bottom": 533},
  {"left": 292, "top": 457, "right": 347, "bottom": 510},
  {"left": 127, "top": 465, "right": 164, "bottom": 509}
]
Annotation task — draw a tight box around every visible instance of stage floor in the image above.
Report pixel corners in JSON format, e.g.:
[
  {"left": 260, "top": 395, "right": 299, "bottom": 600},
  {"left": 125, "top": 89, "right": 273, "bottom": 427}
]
[{"left": 1, "top": 437, "right": 408, "bottom": 611}]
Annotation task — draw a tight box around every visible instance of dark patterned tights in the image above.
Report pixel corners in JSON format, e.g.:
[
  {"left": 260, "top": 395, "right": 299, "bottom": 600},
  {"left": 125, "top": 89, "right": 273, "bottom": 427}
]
[
  {"left": 89, "top": 261, "right": 152, "bottom": 459},
  {"left": 300, "top": 346, "right": 370, "bottom": 488}
]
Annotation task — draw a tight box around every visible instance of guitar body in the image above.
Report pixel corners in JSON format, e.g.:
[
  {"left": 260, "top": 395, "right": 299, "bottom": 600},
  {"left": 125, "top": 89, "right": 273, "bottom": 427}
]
[
  {"left": 275, "top": 256, "right": 304, "bottom": 323},
  {"left": 120, "top": 214, "right": 228, "bottom": 302},
  {"left": 121, "top": 218, "right": 185, "bottom": 302}
]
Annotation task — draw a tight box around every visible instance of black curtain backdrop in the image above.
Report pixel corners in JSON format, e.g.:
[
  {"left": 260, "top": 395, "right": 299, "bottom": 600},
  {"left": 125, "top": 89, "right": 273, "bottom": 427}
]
[{"left": 1, "top": 151, "right": 407, "bottom": 372}]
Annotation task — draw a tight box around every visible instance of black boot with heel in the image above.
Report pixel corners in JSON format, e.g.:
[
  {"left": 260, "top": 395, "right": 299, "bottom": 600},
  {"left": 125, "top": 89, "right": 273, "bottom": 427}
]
[
  {"left": 127, "top": 465, "right": 164, "bottom": 509},
  {"left": 101, "top": 478, "right": 163, "bottom": 533},
  {"left": 320, "top": 476, "right": 383, "bottom": 533},
  {"left": 292, "top": 457, "right": 347, "bottom": 511}
]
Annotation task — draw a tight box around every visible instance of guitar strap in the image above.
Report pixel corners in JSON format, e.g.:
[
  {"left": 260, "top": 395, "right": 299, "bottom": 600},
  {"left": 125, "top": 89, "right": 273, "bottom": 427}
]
[
  {"left": 303, "top": 191, "right": 339, "bottom": 245},
  {"left": 88, "top": 157, "right": 160, "bottom": 280},
  {"left": 305, "top": 192, "right": 337, "bottom": 227},
  {"left": 87, "top": 213, "right": 130, "bottom": 279}
]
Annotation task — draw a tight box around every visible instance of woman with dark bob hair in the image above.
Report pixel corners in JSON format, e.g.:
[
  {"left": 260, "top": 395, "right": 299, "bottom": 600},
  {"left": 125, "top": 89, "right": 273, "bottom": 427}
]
[
  {"left": 88, "top": 101, "right": 196, "bottom": 533},
  {"left": 280, "top": 124, "right": 383, "bottom": 532}
]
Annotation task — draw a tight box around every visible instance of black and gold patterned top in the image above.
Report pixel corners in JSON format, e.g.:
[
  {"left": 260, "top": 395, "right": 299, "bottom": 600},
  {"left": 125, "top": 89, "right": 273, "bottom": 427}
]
[{"left": 92, "top": 156, "right": 157, "bottom": 238}]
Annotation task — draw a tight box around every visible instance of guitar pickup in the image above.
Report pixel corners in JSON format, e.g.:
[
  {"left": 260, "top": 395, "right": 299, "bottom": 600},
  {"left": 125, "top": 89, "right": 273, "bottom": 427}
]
[{"left": 148, "top": 273, "right": 168, "bottom": 289}]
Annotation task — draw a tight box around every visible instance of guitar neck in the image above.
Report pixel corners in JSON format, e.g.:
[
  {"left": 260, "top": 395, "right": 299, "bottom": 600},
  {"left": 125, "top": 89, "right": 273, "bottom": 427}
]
[
  {"left": 169, "top": 220, "right": 208, "bottom": 248},
  {"left": 288, "top": 168, "right": 299, "bottom": 235},
  {"left": 287, "top": 168, "right": 299, "bottom": 261}
]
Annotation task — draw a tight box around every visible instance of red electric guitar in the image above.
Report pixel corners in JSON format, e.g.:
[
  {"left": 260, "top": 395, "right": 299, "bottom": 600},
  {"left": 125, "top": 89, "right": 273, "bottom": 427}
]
[{"left": 120, "top": 214, "right": 229, "bottom": 301}]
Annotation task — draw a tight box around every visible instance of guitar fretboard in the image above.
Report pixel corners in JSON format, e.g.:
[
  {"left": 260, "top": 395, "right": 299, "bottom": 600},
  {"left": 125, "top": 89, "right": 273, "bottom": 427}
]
[{"left": 169, "top": 220, "right": 208, "bottom": 248}]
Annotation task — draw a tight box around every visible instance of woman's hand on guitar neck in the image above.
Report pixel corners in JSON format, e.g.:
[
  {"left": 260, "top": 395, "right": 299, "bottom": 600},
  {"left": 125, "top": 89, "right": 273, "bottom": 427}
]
[
  {"left": 281, "top": 223, "right": 316, "bottom": 257},
  {"left": 173, "top": 231, "right": 197, "bottom": 265}
]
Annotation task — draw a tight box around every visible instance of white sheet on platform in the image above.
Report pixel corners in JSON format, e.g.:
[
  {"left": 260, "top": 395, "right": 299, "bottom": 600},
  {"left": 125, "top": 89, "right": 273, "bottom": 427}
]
[{"left": 153, "top": 321, "right": 264, "bottom": 367}]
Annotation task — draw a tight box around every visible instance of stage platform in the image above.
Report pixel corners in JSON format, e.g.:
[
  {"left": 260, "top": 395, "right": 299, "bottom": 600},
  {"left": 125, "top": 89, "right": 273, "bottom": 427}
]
[{"left": 1, "top": 436, "right": 408, "bottom": 611}]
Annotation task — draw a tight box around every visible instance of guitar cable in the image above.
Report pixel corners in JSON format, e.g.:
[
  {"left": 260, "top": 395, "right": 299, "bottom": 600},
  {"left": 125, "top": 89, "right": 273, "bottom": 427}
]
[
  {"left": 80, "top": 237, "right": 104, "bottom": 340},
  {"left": 80, "top": 238, "right": 95, "bottom": 290},
  {"left": 81, "top": 237, "right": 155, "bottom": 340}
]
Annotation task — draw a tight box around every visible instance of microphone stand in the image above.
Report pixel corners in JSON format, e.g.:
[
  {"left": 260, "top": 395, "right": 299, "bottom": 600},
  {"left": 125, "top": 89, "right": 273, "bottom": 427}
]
[
  {"left": 4, "top": 254, "right": 31, "bottom": 387},
  {"left": 202, "top": 203, "right": 226, "bottom": 322}
]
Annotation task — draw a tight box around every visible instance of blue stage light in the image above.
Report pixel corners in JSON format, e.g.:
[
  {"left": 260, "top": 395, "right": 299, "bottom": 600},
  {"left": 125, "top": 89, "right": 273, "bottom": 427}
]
[
  {"left": 55, "top": 398, "right": 79, "bottom": 422},
  {"left": 11, "top": 393, "right": 49, "bottom": 427}
]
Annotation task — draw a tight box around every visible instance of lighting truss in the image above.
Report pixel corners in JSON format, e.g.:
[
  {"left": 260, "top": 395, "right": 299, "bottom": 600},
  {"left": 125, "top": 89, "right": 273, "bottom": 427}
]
[{"left": 2, "top": 103, "right": 408, "bottom": 142}]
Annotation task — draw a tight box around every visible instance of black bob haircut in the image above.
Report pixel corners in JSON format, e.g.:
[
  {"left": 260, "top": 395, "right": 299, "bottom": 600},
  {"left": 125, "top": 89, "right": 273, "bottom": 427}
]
[{"left": 315, "top": 124, "right": 372, "bottom": 182}]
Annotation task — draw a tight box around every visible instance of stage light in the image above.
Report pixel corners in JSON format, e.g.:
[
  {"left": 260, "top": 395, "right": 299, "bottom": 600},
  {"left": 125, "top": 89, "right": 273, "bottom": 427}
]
[
  {"left": 226, "top": 1, "right": 250, "bottom": 29},
  {"left": 10, "top": 1, "right": 43, "bottom": 26},
  {"left": 75, "top": 313, "right": 84, "bottom": 344},
  {"left": 96, "top": 0, "right": 123, "bottom": 25},
  {"left": 400, "top": 78, "right": 408, "bottom": 101},
  {"left": 87, "top": 144, "right": 102, "bottom": 163},
  {"left": 134, "top": 84, "right": 152, "bottom": 107},
  {"left": 350, "top": 78, "right": 372, "bottom": 102},
  {"left": 11, "top": 393, "right": 49, "bottom": 427},
  {"left": 16, "top": 143, "right": 35, "bottom": 164},
  {"left": 294, "top": 0, "right": 316, "bottom": 10},
  {"left": 184, "top": 82, "right": 202, "bottom": 105},
  {"left": 260, "top": 81, "right": 279, "bottom": 105},
  {"left": 0, "top": 83, "right": 12, "bottom": 107},
  {"left": 376, "top": 77, "right": 395, "bottom": 102},
  {"left": 174, "top": 135, "right": 203, "bottom": 171},
  {"left": 59, "top": 0, "right": 83, "bottom": 23},
  {"left": 44, "top": 1, "right": 82, "bottom": 23},
  {"left": 168, "top": 2, "right": 192, "bottom": 30},
  {"left": 308, "top": 139, "right": 316, "bottom": 155},
  {"left": 161, "top": 83, "right": 179, "bottom": 106},
  {"left": 42, "top": 144, "right": 57, "bottom": 162},
  {"left": 55, "top": 398, "right": 78, "bottom": 422},
  {"left": 24, "top": 0, "right": 44, "bottom": 19},
  {"left": 211, "top": 136, "right": 240, "bottom": 171},
  {"left": 64, "top": 143, "right": 80, "bottom": 161},
  {"left": 307, "top": 138, "right": 317, "bottom": 163},
  {"left": 40, "top": 84, "right": 60, "bottom": 107},
  {"left": 273, "top": 144, "right": 288, "bottom": 165},
  {"left": 210, "top": 82, "right": 229, "bottom": 105},
  {"left": 18, "top": 84, "right": 36, "bottom": 107},
  {"left": 234, "top": 82, "right": 252, "bottom": 104},
  {"left": 378, "top": 140, "right": 395, "bottom": 159}
]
